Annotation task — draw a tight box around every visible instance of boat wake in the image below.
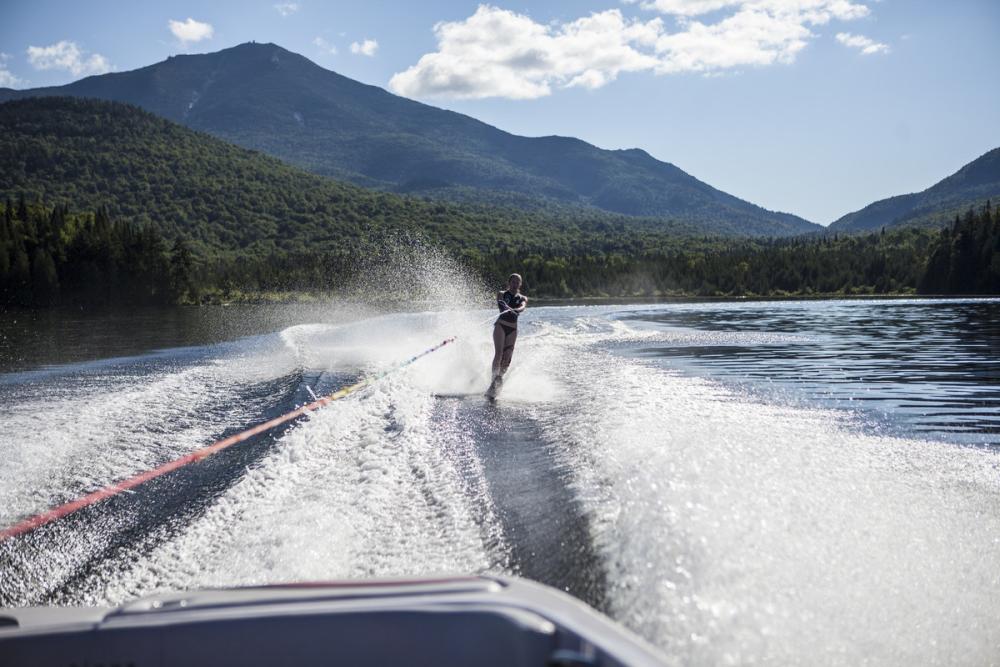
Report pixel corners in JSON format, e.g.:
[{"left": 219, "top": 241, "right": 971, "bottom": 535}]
[{"left": 2, "top": 302, "right": 999, "bottom": 663}]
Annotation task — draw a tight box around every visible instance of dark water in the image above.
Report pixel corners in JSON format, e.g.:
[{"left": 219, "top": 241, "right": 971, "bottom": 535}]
[
  {"left": 0, "top": 304, "right": 360, "bottom": 374},
  {"left": 618, "top": 298, "right": 1000, "bottom": 446}
]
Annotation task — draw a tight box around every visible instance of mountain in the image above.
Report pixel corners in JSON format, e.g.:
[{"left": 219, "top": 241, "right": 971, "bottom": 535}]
[
  {"left": 0, "top": 96, "right": 701, "bottom": 258},
  {"left": 829, "top": 148, "right": 1000, "bottom": 232},
  {"left": 0, "top": 42, "right": 818, "bottom": 237}
]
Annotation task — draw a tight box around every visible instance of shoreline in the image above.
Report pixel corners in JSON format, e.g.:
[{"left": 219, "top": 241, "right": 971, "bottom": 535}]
[{"left": 5, "top": 290, "right": 1000, "bottom": 314}]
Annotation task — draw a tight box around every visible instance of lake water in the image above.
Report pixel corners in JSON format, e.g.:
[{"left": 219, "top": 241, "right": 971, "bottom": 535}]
[
  {"left": 622, "top": 298, "right": 1000, "bottom": 447},
  {"left": 1, "top": 298, "right": 998, "bottom": 664}
]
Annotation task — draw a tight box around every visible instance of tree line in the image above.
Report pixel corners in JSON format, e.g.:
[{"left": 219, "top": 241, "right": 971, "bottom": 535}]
[
  {"left": 2, "top": 197, "right": 998, "bottom": 308},
  {"left": 918, "top": 202, "right": 1000, "bottom": 294},
  {"left": 0, "top": 195, "right": 197, "bottom": 306},
  {"left": 469, "top": 225, "right": 936, "bottom": 298}
]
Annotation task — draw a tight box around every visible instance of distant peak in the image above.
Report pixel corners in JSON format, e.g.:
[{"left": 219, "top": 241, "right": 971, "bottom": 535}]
[
  {"left": 619, "top": 147, "right": 651, "bottom": 158},
  {"left": 179, "top": 41, "right": 290, "bottom": 60},
  {"left": 231, "top": 41, "right": 280, "bottom": 50}
]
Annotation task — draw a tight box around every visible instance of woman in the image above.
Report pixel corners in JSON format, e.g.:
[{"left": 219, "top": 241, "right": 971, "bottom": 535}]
[{"left": 488, "top": 273, "right": 527, "bottom": 397}]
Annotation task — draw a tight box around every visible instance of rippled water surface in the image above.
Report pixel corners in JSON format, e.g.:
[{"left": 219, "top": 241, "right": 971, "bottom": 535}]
[
  {"left": 1, "top": 298, "right": 998, "bottom": 665},
  {"left": 618, "top": 298, "right": 1000, "bottom": 446}
]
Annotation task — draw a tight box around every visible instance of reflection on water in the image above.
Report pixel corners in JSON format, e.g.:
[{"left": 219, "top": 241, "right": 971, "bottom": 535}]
[
  {"left": 0, "top": 303, "right": 370, "bottom": 374},
  {"left": 620, "top": 299, "right": 1000, "bottom": 446}
]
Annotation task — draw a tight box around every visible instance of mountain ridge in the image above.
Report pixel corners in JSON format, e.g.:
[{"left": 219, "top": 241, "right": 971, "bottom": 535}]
[
  {"left": 829, "top": 147, "right": 1000, "bottom": 231},
  {"left": 0, "top": 95, "right": 707, "bottom": 259},
  {"left": 0, "top": 41, "right": 817, "bottom": 237}
]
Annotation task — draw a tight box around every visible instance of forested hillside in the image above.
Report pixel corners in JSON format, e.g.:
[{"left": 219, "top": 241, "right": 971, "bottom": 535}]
[
  {"left": 5, "top": 195, "right": 996, "bottom": 307},
  {"left": 0, "top": 96, "right": 711, "bottom": 257},
  {"left": 3, "top": 98, "right": 996, "bottom": 307},
  {"left": 829, "top": 148, "right": 1000, "bottom": 232},
  {"left": 0, "top": 42, "right": 817, "bottom": 236}
]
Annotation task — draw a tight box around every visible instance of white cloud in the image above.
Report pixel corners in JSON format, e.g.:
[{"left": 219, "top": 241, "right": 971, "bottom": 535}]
[
  {"left": 168, "top": 18, "right": 214, "bottom": 44},
  {"left": 274, "top": 2, "right": 299, "bottom": 17},
  {"left": 390, "top": 2, "right": 877, "bottom": 100},
  {"left": 836, "top": 31, "right": 889, "bottom": 55},
  {"left": 313, "top": 36, "right": 337, "bottom": 55},
  {"left": 0, "top": 67, "right": 23, "bottom": 87},
  {"left": 0, "top": 52, "right": 16, "bottom": 85},
  {"left": 389, "top": 7, "right": 661, "bottom": 99},
  {"left": 26, "top": 41, "right": 113, "bottom": 77},
  {"left": 635, "top": 0, "right": 869, "bottom": 22},
  {"left": 645, "top": 0, "right": 874, "bottom": 73},
  {"left": 630, "top": 0, "right": 742, "bottom": 16},
  {"left": 350, "top": 38, "right": 378, "bottom": 56}
]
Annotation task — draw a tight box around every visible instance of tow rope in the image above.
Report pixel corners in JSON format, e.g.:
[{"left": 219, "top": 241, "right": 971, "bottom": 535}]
[{"left": 0, "top": 336, "right": 457, "bottom": 542}]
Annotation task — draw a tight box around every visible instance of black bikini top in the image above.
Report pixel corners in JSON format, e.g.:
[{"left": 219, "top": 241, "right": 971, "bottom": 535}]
[{"left": 498, "top": 290, "right": 525, "bottom": 323}]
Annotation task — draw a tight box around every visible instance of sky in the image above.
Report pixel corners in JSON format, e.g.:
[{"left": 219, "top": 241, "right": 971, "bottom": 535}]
[{"left": 1, "top": 1, "right": 998, "bottom": 225}]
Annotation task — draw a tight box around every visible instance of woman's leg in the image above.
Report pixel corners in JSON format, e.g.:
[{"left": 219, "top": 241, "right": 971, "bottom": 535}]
[
  {"left": 500, "top": 327, "right": 518, "bottom": 375},
  {"left": 491, "top": 323, "right": 505, "bottom": 376}
]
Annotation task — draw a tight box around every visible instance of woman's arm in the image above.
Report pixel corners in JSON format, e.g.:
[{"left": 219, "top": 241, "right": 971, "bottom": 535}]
[{"left": 513, "top": 296, "right": 527, "bottom": 313}]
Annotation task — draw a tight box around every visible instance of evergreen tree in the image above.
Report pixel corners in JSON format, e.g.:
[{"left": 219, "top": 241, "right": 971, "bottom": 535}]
[
  {"left": 918, "top": 202, "right": 999, "bottom": 295},
  {"left": 15, "top": 193, "right": 27, "bottom": 222},
  {"left": 31, "top": 247, "right": 59, "bottom": 305},
  {"left": 0, "top": 208, "right": 11, "bottom": 287},
  {"left": 9, "top": 236, "right": 31, "bottom": 305},
  {"left": 169, "top": 238, "right": 198, "bottom": 302}
]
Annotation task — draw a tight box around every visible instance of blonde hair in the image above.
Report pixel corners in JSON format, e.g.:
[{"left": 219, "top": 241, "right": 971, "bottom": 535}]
[{"left": 508, "top": 273, "right": 522, "bottom": 284}]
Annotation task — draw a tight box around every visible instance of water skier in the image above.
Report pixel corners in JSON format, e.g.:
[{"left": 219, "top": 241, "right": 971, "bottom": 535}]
[{"left": 488, "top": 273, "right": 527, "bottom": 398}]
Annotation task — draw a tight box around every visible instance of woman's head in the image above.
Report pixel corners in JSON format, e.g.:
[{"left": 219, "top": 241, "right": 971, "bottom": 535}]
[{"left": 507, "top": 273, "right": 522, "bottom": 292}]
